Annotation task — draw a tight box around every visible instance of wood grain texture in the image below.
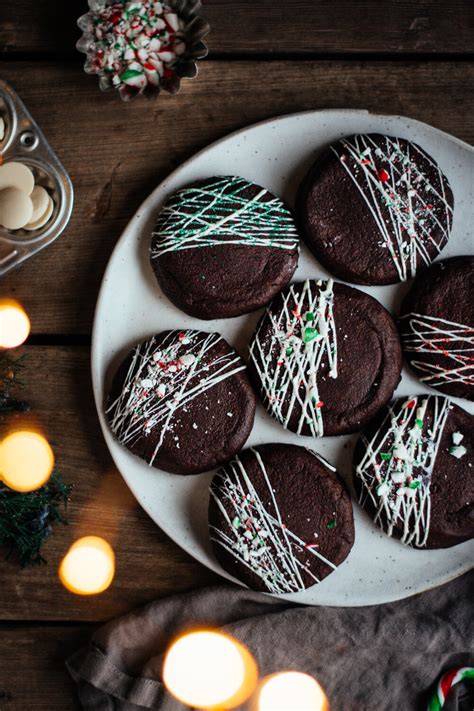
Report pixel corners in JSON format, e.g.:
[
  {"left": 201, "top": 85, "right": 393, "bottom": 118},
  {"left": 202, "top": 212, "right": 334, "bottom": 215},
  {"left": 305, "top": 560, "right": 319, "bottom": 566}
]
[
  {"left": 0, "top": 625, "right": 86, "bottom": 710},
  {"left": 0, "top": 346, "right": 219, "bottom": 622},
  {"left": 0, "top": 3, "right": 472, "bottom": 707},
  {"left": 1, "top": 0, "right": 473, "bottom": 55},
  {"left": 1, "top": 60, "right": 474, "bottom": 334}
]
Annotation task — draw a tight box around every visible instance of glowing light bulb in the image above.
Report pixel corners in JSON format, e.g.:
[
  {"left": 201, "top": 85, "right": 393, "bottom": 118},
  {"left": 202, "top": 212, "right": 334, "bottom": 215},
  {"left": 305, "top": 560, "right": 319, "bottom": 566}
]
[
  {"left": 0, "top": 430, "right": 54, "bottom": 492},
  {"left": 163, "top": 630, "right": 258, "bottom": 710},
  {"left": 0, "top": 300, "right": 30, "bottom": 348},
  {"left": 257, "top": 672, "right": 329, "bottom": 711},
  {"left": 59, "top": 536, "right": 115, "bottom": 595}
]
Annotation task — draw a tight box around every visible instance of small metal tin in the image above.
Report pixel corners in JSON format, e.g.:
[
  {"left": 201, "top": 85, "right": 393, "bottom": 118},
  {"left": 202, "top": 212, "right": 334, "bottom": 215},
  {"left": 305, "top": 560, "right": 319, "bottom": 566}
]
[{"left": 0, "top": 80, "right": 74, "bottom": 277}]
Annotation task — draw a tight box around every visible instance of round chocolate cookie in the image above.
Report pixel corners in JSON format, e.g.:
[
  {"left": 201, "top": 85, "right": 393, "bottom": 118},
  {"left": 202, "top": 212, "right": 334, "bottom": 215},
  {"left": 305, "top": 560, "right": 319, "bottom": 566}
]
[
  {"left": 399, "top": 256, "right": 474, "bottom": 401},
  {"left": 209, "top": 443, "right": 354, "bottom": 593},
  {"left": 150, "top": 176, "right": 299, "bottom": 319},
  {"left": 106, "top": 329, "right": 256, "bottom": 475},
  {"left": 248, "top": 279, "right": 402, "bottom": 436},
  {"left": 353, "top": 394, "right": 473, "bottom": 548},
  {"left": 297, "top": 133, "right": 454, "bottom": 285}
]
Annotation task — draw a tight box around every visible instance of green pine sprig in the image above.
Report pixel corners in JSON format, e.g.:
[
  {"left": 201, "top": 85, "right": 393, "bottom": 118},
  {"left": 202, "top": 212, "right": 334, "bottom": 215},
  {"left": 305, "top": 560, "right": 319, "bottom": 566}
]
[
  {"left": 0, "top": 351, "right": 72, "bottom": 566},
  {"left": 0, "top": 473, "right": 72, "bottom": 566},
  {"left": 0, "top": 353, "right": 29, "bottom": 416}
]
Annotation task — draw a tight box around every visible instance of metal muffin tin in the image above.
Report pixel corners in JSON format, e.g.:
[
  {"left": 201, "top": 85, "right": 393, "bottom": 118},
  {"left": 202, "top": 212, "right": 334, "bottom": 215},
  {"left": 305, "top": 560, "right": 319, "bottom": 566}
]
[{"left": 0, "top": 80, "right": 73, "bottom": 277}]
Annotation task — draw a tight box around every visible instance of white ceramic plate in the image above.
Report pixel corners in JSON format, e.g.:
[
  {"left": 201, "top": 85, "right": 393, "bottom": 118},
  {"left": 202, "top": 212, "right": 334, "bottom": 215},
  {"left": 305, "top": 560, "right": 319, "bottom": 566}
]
[{"left": 92, "top": 110, "right": 474, "bottom": 606}]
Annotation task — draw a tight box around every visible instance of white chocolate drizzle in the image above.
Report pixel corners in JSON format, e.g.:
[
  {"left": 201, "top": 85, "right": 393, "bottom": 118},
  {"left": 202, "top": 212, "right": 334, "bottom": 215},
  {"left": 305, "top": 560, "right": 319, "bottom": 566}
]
[
  {"left": 249, "top": 279, "right": 338, "bottom": 437},
  {"left": 151, "top": 176, "right": 299, "bottom": 258},
  {"left": 209, "top": 447, "right": 337, "bottom": 594},
  {"left": 333, "top": 134, "right": 453, "bottom": 281},
  {"left": 355, "top": 395, "right": 451, "bottom": 546},
  {"left": 106, "top": 330, "right": 245, "bottom": 465},
  {"left": 400, "top": 312, "right": 474, "bottom": 391}
]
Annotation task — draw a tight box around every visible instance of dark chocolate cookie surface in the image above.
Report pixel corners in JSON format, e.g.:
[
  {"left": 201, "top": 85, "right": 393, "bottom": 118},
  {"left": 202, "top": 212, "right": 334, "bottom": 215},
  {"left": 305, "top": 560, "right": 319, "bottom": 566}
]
[
  {"left": 209, "top": 443, "right": 354, "bottom": 593},
  {"left": 106, "top": 330, "right": 256, "bottom": 475},
  {"left": 399, "top": 256, "right": 474, "bottom": 401},
  {"left": 248, "top": 279, "right": 402, "bottom": 436},
  {"left": 150, "top": 176, "right": 299, "bottom": 319},
  {"left": 353, "top": 395, "right": 473, "bottom": 548},
  {"left": 297, "top": 133, "right": 454, "bottom": 285}
]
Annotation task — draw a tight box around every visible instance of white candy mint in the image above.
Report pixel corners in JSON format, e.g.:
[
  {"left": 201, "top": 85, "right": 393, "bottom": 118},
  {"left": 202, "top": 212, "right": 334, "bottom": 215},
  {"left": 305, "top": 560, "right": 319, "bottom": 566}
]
[
  {"left": 164, "top": 12, "right": 179, "bottom": 31},
  {"left": 149, "top": 37, "right": 162, "bottom": 52},
  {"left": 452, "top": 431, "right": 464, "bottom": 445},
  {"left": 157, "top": 50, "right": 175, "bottom": 62}
]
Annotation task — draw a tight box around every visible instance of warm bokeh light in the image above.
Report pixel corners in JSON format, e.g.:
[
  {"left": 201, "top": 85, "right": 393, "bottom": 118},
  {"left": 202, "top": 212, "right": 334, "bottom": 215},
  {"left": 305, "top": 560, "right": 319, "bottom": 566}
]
[
  {"left": 0, "top": 300, "right": 30, "bottom": 348},
  {"left": 257, "top": 672, "right": 329, "bottom": 711},
  {"left": 0, "top": 430, "right": 54, "bottom": 492},
  {"left": 163, "top": 630, "right": 258, "bottom": 710},
  {"left": 59, "top": 536, "right": 115, "bottom": 595}
]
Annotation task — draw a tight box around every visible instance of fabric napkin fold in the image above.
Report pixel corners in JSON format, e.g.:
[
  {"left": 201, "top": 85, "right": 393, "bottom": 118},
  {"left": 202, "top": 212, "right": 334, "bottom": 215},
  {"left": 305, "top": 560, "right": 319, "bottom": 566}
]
[{"left": 67, "top": 571, "right": 474, "bottom": 711}]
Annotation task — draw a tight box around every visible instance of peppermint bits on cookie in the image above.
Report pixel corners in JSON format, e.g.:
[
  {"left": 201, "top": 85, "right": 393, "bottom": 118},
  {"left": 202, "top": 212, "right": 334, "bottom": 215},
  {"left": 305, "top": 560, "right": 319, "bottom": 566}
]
[{"left": 106, "top": 329, "right": 256, "bottom": 475}]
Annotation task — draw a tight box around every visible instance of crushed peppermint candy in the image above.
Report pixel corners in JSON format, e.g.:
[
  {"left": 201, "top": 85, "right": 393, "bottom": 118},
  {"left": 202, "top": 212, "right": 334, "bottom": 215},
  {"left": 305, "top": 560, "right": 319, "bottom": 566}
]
[
  {"left": 82, "top": 1, "right": 188, "bottom": 99},
  {"left": 179, "top": 353, "right": 196, "bottom": 367},
  {"left": 376, "top": 480, "right": 390, "bottom": 497},
  {"left": 449, "top": 445, "right": 467, "bottom": 459},
  {"left": 449, "top": 431, "right": 467, "bottom": 459}
]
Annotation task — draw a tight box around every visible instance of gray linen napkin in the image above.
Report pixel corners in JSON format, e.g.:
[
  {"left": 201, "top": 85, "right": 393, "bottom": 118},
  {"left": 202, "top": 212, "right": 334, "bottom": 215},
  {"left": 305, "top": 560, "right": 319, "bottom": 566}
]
[{"left": 67, "top": 571, "right": 474, "bottom": 711}]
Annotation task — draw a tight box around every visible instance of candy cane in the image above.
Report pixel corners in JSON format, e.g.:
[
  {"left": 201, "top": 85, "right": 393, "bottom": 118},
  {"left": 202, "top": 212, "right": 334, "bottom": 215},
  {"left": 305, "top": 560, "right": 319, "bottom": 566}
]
[{"left": 427, "top": 667, "right": 474, "bottom": 711}]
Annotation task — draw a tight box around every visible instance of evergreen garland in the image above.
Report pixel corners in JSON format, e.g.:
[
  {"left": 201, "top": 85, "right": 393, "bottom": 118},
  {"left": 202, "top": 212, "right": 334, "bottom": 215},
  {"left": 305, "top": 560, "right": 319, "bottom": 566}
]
[{"left": 0, "top": 352, "right": 72, "bottom": 566}]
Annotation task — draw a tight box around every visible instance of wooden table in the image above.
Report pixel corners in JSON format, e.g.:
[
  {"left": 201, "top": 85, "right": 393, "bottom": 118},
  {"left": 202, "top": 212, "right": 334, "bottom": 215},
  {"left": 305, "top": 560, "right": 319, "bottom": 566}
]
[{"left": 0, "top": 2, "right": 473, "bottom": 707}]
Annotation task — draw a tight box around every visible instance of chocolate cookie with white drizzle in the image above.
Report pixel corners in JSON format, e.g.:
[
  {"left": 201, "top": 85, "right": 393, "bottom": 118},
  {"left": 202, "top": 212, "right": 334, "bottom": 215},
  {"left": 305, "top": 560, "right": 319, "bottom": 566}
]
[
  {"left": 399, "top": 256, "right": 474, "bottom": 401},
  {"left": 353, "top": 395, "right": 474, "bottom": 548},
  {"left": 106, "top": 330, "right": 256, "bottom": 475},
  {"left": 150, "top": 176, "right": 299, "bottom": 319},
  {"left": 248, "top": 279, "right": 402, "bottom": 436},
  {"left": 209, "top": 443, "right": 354, "bottom": 593},
  {"left": 297, "top": 134, "right": 454, "bottom": 285}
]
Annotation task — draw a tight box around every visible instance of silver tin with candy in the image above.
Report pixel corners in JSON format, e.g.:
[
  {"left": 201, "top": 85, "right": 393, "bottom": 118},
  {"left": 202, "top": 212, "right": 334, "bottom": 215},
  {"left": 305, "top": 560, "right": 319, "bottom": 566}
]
[
  {"left": 76, "top": 0, "right": 210, "bottom": 101},
  {"left": 0, "top": 80, "right": 74, "bottom": 277}
]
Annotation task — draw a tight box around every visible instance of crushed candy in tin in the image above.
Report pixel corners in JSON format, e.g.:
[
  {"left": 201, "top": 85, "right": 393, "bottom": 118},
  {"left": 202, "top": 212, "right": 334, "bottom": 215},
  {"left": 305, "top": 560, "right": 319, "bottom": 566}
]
[{"left": 77, "top": 0, "right": 209, "bottom": 101}]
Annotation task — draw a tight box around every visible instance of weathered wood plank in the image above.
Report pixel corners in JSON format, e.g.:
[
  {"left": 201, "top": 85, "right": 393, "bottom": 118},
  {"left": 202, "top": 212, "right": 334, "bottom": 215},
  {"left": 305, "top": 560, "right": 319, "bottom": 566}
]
[
  {"left": 1, "top": 1, "right": 474, "bottom": 55},
  {"left": 0, "top": 346, "right": 219, "bottom": 622},
  {"left": 0, "top": 625, "right": 86, "bottom": 709},
  {"left": 1, "top": 60, "right": 473, "bottom": 334}
]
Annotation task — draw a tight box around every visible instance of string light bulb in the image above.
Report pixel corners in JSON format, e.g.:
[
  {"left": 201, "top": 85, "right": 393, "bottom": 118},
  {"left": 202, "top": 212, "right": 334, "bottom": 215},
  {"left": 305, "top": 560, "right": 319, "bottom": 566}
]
[
  {"left": 0, "top": 300, "right": 30, "bottom": 348},
  {"left": 257, "top": 671, "right": 329, "bottom": 711},
  {"left": 0, "top": 430, "right": 54, "bottom": 492},
  {"left": 163, "top": 630, "right": 258, "bottom": 710},
  {"left": 59, "top": 536, "right": 115, "bottom": 595}
]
